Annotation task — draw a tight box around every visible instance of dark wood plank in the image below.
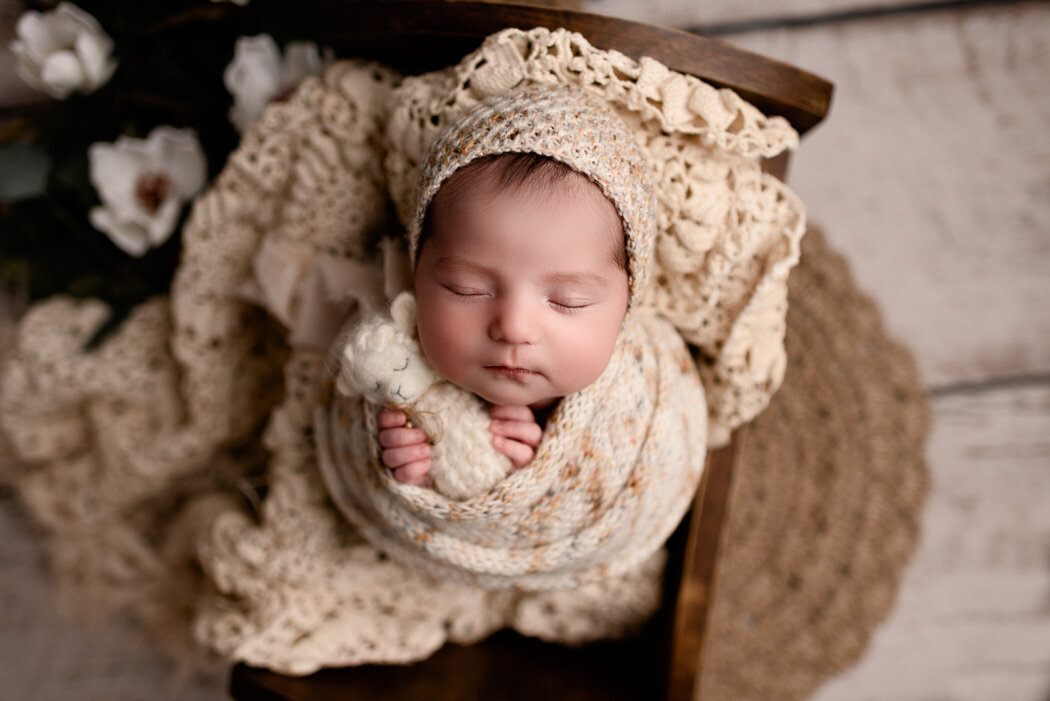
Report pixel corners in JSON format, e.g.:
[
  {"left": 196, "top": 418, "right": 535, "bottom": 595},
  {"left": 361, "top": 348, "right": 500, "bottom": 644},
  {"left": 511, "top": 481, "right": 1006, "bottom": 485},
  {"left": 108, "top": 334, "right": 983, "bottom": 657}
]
[
  {"left": 666, "top": 432, "right": 739, "bottom": 701},
  {"left": 230, "top": 627, "right": 664, "bottom": 700},
  {"left": 761, "top": 152, "right": 791, "bottom": 180},
  {"left": 320, "top": 1, "right": 833, "bottom": 133}
]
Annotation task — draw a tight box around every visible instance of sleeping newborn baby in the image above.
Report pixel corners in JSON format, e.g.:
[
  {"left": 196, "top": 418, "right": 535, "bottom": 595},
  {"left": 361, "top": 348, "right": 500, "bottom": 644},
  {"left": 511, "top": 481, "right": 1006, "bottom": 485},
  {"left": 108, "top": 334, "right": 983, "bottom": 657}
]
[
  {"left": 321, "top": 83, "right": 705, "bottom": 589},
  {"left": 376, "top": 83, "right": 653, "bottom": 491},
  {"left": 379, "top": 152, "right": 632, "bottom": 485}
]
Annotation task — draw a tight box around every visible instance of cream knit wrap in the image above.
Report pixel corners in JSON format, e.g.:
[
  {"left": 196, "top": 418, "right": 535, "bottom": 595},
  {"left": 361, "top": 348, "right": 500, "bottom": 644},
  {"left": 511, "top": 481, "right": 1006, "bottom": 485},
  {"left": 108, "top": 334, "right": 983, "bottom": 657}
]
[{"left": 318, "top": 310, "right": 706, "bottom": 590}]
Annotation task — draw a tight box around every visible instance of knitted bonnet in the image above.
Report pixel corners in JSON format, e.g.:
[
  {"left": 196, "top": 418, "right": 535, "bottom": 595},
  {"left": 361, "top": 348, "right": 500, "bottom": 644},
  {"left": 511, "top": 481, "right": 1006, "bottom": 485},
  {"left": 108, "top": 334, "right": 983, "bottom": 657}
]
[{"left": 408, "top": 83, "right": 656, "bottom": 306}]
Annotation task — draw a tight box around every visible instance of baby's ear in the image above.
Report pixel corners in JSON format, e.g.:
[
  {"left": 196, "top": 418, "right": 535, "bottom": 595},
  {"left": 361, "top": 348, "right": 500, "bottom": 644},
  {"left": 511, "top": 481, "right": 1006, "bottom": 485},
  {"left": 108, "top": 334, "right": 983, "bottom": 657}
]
[{"left": 390, "top": 292, "right": 417, "bottom": 335}]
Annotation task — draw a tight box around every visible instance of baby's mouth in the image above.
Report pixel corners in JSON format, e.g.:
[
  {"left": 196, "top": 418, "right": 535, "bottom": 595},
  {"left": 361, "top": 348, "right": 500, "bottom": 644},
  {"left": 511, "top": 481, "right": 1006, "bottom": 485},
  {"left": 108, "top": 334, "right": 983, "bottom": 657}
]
[{"left": 486, "top": 365, "right": 539, "bottom": 380}]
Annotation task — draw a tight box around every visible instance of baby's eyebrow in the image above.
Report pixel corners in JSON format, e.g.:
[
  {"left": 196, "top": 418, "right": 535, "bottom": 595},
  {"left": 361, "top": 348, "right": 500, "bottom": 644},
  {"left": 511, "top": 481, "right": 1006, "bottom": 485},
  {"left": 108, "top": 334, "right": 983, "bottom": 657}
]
[
  {"left": 432, "top": 257, "right": 488, "bottom": 273},
  {"left": 432, "top": 258, "right": 613, "bottom": 288},
  {"left": 543, "top": 271, "right": 612, "bottom": 288}
]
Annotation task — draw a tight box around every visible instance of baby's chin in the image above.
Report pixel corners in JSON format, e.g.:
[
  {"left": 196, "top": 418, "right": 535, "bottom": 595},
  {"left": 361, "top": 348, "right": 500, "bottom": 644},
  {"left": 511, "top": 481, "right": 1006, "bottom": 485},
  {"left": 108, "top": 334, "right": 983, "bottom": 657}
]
[{"left": 469, "top": 383, "right": 559, "bottom": 410}]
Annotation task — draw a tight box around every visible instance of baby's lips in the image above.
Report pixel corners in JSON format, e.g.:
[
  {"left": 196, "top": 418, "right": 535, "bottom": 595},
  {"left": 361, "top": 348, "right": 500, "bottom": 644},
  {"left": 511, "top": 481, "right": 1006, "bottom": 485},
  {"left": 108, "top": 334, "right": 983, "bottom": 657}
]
[{"left": 486, "top": 365, "right": 541, "bottom": 379}]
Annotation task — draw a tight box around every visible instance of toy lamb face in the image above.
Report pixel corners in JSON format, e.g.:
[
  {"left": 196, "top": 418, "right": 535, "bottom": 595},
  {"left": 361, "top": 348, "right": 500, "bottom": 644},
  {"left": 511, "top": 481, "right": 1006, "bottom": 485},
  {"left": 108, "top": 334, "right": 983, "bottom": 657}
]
[
  {"left": 334, "top": 291, "right": 514, "bottom": 500},
  {"left": 335, "top": 293, "right": 437, "bottom": 405}
]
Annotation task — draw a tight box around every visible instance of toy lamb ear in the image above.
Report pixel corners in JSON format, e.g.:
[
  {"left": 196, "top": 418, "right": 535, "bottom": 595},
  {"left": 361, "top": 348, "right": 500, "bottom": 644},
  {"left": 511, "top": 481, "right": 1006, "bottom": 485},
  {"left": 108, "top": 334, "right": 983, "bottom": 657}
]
[{"left": 390, "top": 292, "right": 417, "bottom": 336}]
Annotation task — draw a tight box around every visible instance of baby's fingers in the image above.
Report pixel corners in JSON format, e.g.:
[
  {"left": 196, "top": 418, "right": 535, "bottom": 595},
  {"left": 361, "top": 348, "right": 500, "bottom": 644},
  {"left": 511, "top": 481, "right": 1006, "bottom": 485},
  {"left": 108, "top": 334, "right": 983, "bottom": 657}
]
[
  {"left": 490, "top": 418, "right": 543, "bottom": 448},
  {"left": 493, "top": 436, "right": 535, "bottom": 470},
  {"left": 382, "top": 443, "right": 431, "bottom": 469},
  {"left": 378, "top": 409, "right": 408, "bottom": 429},
  {"left": 393, "top": 459, "right": 432, "bottom": 486},
  {"left": 379, "top": 426, "right": 428, "bottom": 448}
]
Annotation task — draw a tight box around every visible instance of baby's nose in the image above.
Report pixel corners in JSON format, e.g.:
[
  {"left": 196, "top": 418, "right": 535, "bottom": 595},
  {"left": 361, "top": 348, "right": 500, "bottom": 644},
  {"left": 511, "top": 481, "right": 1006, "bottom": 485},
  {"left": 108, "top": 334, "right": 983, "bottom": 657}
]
[{"left": 489, "top": 299, "right": 538, "bottom": 344}]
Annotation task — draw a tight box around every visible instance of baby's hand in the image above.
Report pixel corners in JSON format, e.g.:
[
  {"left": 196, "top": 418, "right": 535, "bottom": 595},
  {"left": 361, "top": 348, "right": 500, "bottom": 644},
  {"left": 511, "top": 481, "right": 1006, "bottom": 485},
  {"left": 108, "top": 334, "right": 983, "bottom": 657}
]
[
  {"left": 378, "top": 409, "right": 431, "bottom": 486},
  {"left": 489, "top": 405, "right": 543, "bottom": 470}
]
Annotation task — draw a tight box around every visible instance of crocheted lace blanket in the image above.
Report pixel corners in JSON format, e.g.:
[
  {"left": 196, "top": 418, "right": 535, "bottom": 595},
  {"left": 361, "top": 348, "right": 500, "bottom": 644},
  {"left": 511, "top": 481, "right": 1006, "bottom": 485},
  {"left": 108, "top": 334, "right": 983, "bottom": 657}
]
[{"left": 0, "top": 28, "right": 804, "bottom": 674}]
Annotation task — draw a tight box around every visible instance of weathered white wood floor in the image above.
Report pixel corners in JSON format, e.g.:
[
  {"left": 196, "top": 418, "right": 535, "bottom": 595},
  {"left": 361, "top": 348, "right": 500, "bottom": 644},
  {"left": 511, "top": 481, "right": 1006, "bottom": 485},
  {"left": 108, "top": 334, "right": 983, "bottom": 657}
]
[
  {"left": 724, "top": 4, "right": 1050, "bottom": 699},
  {"left": 2, "top": 0, "right": 1048, "bottom": 699}
]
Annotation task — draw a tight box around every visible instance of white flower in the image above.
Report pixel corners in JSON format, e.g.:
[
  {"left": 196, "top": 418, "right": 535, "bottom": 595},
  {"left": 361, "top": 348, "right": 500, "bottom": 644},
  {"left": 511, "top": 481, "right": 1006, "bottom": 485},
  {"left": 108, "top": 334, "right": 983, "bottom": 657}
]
[
  {"left": 10, "top": 2, "right": 117, "bottom": 99},
  {"left": 88, "top": 127, "right": 207, "bottom": 257},
  {"left": 224, "top": 34, "right": 327, "bottom": 132}
]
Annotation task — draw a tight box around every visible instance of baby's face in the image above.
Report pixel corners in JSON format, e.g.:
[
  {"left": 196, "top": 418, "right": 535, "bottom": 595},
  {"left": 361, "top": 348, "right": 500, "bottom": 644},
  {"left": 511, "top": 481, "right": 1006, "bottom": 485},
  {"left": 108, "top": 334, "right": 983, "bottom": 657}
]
[{"left": 414, "top": 176, "right": 628, "bottom": 409}]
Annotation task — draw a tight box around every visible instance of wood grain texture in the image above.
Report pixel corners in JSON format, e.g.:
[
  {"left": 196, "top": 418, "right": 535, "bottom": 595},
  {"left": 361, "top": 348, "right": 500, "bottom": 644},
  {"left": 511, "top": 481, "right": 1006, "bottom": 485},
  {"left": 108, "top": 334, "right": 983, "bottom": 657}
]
[
  {"left": 667, "top": 436, "right": 739, "bottom": 701},
  {"left": 583, "top": 0, "right": 999, "bottom": 30},
  {"left": 813, "top": 382, "right": 1050, "bottom": 701},
  {"left": 727, "top": 3, "right": 1050, "bottom": 388},
  {"left": 321, "top": 1, "right": 833, "bottom": 134},
  {"left": 582, "top": 0, "right": 974, "bottom": 30}
]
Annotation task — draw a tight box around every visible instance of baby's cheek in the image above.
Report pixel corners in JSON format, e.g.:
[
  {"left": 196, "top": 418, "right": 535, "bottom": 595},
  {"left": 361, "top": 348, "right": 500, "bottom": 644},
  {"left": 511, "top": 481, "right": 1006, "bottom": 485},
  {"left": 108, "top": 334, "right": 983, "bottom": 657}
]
[
  {"left": 559, "top": 334, "right": 617, "bottom": 393},
  {"left": 418, "top": 318, "right": 474, "bottom": 386}
]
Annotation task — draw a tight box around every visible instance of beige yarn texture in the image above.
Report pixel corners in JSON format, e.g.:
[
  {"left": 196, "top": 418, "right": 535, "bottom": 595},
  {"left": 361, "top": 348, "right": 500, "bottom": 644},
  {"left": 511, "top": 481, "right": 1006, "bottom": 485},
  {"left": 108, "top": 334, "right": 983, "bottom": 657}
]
[
  {"left": 0, "top": 28, "right": 823, "bottom": 677},
  {"left": 409, "top": 82, "right": 656, "bottom": 306}
]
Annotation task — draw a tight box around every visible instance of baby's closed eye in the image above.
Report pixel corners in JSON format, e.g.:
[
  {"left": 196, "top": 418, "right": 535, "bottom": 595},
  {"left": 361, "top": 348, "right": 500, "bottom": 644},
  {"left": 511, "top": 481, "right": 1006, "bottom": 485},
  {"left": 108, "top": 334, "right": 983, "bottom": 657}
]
[
  {"left": 442, "top": 284, "right": 490, "bottom": 299},
  {"left": 448, "top": 288, "right": 486, "bottom": 298},
  {"left": 549, "top": 298, "right": 592, "bottom": 312}
]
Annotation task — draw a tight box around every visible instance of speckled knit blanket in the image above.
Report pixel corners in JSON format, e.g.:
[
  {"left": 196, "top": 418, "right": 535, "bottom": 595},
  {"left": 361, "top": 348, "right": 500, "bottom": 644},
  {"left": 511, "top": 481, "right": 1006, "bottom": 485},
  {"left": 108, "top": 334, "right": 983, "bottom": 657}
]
[{"left": 317, "top": 305, "right": 706, "bottom": 591}]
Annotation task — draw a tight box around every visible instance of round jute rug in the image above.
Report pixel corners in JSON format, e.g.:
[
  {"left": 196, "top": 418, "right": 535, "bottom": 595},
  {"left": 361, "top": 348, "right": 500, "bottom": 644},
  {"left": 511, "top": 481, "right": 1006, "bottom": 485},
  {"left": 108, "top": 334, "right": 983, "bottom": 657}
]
[{"left": 699, "top": 226, "right": 930, "bottom": 700}]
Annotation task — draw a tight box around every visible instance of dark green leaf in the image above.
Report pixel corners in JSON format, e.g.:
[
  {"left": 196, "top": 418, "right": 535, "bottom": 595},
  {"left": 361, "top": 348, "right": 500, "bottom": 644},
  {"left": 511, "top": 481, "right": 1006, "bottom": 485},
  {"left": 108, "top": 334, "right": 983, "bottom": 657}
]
[{"left": 0, "top": 142, "right": 50, "bottom": 202}]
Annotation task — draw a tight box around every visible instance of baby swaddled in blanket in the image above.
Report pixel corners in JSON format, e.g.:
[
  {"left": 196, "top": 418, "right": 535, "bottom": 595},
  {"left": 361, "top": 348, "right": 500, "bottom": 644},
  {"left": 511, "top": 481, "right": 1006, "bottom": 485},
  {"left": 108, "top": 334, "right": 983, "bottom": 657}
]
[{"left": 316, "top": 83, "right": 707, "bottom": 591}]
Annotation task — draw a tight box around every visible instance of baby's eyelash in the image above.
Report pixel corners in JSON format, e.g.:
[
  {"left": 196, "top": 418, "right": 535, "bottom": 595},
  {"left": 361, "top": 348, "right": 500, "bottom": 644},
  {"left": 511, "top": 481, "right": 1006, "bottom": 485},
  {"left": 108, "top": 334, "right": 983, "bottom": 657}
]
[
  {"left": 444, "top": 285, "right": 486, "bottom": 298},
  {"left": 551, "top": 300, "right": 590, "bottom": 312}
]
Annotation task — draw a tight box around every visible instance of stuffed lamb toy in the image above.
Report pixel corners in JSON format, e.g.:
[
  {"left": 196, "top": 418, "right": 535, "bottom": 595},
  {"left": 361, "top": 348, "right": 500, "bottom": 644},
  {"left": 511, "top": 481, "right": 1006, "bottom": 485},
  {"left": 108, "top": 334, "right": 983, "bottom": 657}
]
[{"left": 334, "top": 291, "right": 514, "bottom": 500}]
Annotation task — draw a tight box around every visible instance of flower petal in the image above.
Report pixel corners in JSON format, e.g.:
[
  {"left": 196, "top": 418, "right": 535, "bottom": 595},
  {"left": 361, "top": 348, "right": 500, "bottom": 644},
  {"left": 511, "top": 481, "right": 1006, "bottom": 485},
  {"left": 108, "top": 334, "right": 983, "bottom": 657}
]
[
  {"left": 224, "top": 35, "right": 282, "bottom": 93},
  {"left": 280, "top": 42, "right": 323, "bottom": 89},
  {"left": 224, "top": 34, "right": 284, "bottom": 131},
  {"left": 154, "top": 129, "right": 207, "bottom": 197},
  {"left": 10, "top": 43, "right": 47, "bottom": 92},
  {"left": 145, "top": 195, "right": 181, "bottom": 248},
  {"left": 40, "top": 51, "right": 85, "bottom": 98},
  {"left": 89, "top": 142, "right": 146, "bottom": 214},
  {"left": 75, "top": 32, "right": 116, "bottom": 86},
  {"left": 90, "top": 206, "right": 150, "bottom": 257},
  {"left": 15, "top": 13, "right": 61, "bottom": 58},
  {"left": 11, "top": 3, "right": 115, "bottom": 98},
  {"left": 55, "top": 3, "right": 107, "bottom": 37}
]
